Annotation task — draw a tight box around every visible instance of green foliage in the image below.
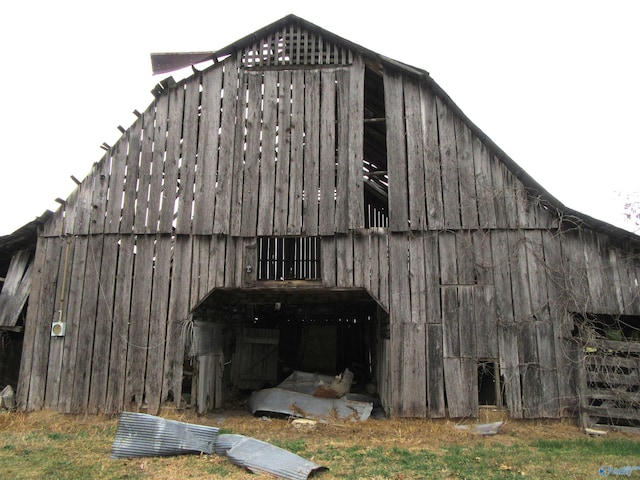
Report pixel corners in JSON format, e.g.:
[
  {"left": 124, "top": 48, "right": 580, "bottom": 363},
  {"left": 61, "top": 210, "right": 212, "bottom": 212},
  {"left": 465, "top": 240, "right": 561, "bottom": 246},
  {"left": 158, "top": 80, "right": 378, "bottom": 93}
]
[{"left": 533, "top": 438, "right": 640, "bottom": 456}]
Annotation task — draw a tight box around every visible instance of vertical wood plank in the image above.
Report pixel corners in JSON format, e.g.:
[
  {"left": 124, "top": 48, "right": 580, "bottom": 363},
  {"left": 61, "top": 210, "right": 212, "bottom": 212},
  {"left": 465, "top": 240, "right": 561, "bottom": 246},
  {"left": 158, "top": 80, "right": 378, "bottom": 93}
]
[
  {"left": 73, "top": 176, "right": 93, "bottom": 236},
  {"left": 347, "top": 56, "right": 364, "bottom": 230},
  {"left": 421, "top": 232, "right": 441, "bottom": 326},
  {"left": 507, "top": 230, "right": 543, "bottom": 417},
  {"left": 334, "top": 69, "right": 350, "bottom": 233},
  {"left": 427, "top": 323, "right": 446, "bottom": 417},
  {"left": 336, "top": 235, "right": 354, "bottom": 288},
  {"left": 257, "top": 70, "right": 278, "bottom": 236},
  {"left": 273, "top": 70, "right": 292, "bottom": 236},
  {"left": 189, "top": 236, "right": 205, "bottom": 309},
  {"left": 230, "top": 72, "right": 248, "bottom": 236},
  {"left": 61, "top": 185, "right": 79, "bottom": 236},
  {"left": 287, "top": 70, "right": 305, "bottom": 235},
  {"left": 438, "top": 231, "right": 457, "bottom": 285},
  {"left": 409, "top": 234, "right": 426, "bottom": 323},
  {"left": 135, "top": 106, "right": 155, "bottom": 233},
  {"left": 147, "top": 93, "right": 169, "bottom": 234},
  {"left": 583, "top": 232, "right": 617, "bottom": 313},
  {"left": 560, "top": 229, "right": 589, "bottom": 313},
  {"left": 303, "top": 69, "right": 320, "bottom": 235},
  {"left": 497, "top": 165, "right": 519, "bottom": 228},
  {"left": 16, "top": 236, "right": 47, "bottom": 409},
  {"left": 456, "top": 231, "right": 476, "bottom": 285},
  {"left": 57, "top": 237, "right": 88, "bottom": 413},
  {"left": 474, "top": 285, "right": 498, "bottom": 358},
  {"left": 27, "top": 237, "right": 62, "bottom": 410},
  {"left": 89, "top": 156, "right": 110, "bottom": 234},
  {"left": 489, "top": 155, "right": 508, "bottom": 228},
  {"left": 378, "top": 234, "right": 390, "bottom": 312},
  {"left": 223, "top": 236, "right": 237, "bottom": 288},
  {"left": 436, "top": 97, "right": 461, "bottom": 230},
  {"left": 404, "top": 76, "right": 426, "bottom": 231},
  {"left": 162, "top": 235, "right": 191, "bottom": 407},
  {"left": 319, "top": 69, "right": 337, "bottom": 235},
  {"left": 384, "top": 68, "right": 409, "bottom": 231},
  {"left": 145, "top": 235, "right": 172, "bottom": 414},
  {"left": 120, "top": 116, "right": 142, "bottom": 233},
  {"left": 42, "top": 205, "right": 64, "bottom": 238},
  {"left": 457, "top": 286, "right": 475, "bottom": 358},
  {"left": 368, "top": 233, "right": 379, "bottom": 300},
  {"left": 105, "top": 236, "right": 134, "bottom": 413},
  {"left": 353, "top": 233, "right": 366, "bottom": 288},
  {"left": 104, "top": 137, "right": 127, "bottom": 234},
  {"left": 535, "top": 317, "right": 560, "bottom": 417},
  {"left": 213, "top": 54, "right": 239, "bottom": 235},
  {"left": 455, "top": 118, "right": 479, "bottom": 229},
  {"left": 159, "top": 85, "right": 185, "bottom": 233},
  {"left": 441, "top": 286, "right": 460, "bottom": 358},
  {"left": 176, "top": 77, "right": 201, "bottom": 234},
  {"left": 391, "top": 322, "right": 427, "bottom": 417},
  {"left": 472, "top": 137, "right": 497, "bottom": 228},
  {"left": 208, "top": 235, "right": 227, "bottom": 292},
  {"left": 125, "top": 236, "right": 156, "bottom": 410},
  {"left": 443, "top": 357, "right": 478, "bottom": 417},
  {"left": 44, "top": 239, "right": 72, "bottom": 409},
  {"left": 420, "top": 83, "right": 444, "bottom": 230},
  {"left": 472, "top": 230, "right": 493, "bottom": 285},
  {"left": 240, "top": 72, "right": 263, "bottom": 236},
  {"left": 70, "top": 235, "right": 103, "bottom": 413},
  {"left": 542, "top": 230, "right": 575, "bottom": 414},
  {"left": 491, "top": 230, "right": 522, "bottom": 417},
  {"left": 87, "top": 235, "right": 118, "bottom": 413},
  {"left": 193, "top": 66, "right": 223, "bottom": 235},
  {"left": 389, "top": 234, "right": 410, "bottom": 322},
  {"left": 321, "top": 236, "right": 337, "bottom": 287}
]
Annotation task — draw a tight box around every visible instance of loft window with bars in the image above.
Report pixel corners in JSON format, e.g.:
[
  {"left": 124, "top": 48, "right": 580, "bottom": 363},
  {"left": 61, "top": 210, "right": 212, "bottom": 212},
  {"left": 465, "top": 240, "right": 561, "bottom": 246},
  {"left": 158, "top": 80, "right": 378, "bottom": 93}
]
[{"left": 258, "top": 237, "right": 321, "bottom": 281}]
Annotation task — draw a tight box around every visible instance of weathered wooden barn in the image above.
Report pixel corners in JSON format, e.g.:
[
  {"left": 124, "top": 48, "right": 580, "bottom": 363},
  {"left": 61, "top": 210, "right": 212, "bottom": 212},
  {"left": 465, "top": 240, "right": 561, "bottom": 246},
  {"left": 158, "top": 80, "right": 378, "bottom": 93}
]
[{"left": 2, "top": 15, "right": 639, "bottom": 424}]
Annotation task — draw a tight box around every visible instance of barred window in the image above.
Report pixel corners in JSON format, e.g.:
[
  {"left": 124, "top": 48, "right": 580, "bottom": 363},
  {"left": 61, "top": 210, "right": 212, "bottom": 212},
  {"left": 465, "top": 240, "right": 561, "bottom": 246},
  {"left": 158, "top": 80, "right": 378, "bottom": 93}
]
[{"left": 258, "top": 237, "right": 321, "bottom": 281}]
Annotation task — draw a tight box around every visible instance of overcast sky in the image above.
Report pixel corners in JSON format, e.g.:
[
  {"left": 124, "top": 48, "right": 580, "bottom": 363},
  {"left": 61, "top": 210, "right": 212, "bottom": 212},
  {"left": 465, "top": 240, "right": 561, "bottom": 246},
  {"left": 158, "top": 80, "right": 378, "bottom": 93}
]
[{"left": 1, "top": 0, "right": 638, "bottom": 235}]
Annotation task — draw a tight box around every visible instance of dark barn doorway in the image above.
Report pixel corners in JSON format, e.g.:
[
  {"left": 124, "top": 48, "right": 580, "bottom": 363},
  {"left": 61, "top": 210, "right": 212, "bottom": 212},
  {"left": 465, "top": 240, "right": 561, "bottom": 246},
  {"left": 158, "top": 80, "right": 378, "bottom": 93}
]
[{"left": 186, "top": 287, "right": 383, "bottom": 413}]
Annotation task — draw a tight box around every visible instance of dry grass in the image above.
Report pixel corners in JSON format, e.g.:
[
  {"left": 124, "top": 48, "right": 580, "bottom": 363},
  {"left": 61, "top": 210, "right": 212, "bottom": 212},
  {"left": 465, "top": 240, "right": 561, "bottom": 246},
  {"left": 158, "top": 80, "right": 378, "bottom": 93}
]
[{"left": 1, "top": 407, "right": 639, "bottom": 479}]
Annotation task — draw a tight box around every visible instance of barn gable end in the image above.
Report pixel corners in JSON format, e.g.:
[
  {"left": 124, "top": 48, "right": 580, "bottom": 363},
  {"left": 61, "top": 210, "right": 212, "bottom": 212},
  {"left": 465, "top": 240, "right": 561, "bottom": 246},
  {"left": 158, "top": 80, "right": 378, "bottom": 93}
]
[{"left": 6, "top": 15, "right": 639, "bottom": 424}]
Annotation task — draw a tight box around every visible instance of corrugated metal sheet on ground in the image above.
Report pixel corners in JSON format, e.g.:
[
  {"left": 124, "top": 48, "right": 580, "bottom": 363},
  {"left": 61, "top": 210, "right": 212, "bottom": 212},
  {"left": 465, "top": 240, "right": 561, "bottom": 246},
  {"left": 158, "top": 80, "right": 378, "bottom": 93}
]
[
  {"left": 110, "top": 412, "right": 219, "bottom": 458},
  {"left": 216, "top": 434, "right": 328, "bottom": 480},
  {"left": 248, "top": 387, "right": 373, "bottom": 421},
  {"left": 213, "top": 433, "right": 245, "bottom": 456}
]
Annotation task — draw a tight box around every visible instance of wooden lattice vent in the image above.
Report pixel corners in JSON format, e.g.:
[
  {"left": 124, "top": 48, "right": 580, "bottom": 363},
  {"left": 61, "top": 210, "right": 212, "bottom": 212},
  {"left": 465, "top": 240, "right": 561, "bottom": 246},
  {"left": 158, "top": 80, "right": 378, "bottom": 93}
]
[{"left": 242, "top": 28, "right": 353, "bottom": 68}]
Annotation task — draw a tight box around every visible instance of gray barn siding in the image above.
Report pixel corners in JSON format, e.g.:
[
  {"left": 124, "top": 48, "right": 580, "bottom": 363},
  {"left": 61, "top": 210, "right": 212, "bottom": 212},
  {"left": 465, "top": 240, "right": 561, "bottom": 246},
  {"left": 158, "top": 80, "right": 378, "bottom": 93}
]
[{"left": 16, "top": 39, "right": 640, "bottom": 419}]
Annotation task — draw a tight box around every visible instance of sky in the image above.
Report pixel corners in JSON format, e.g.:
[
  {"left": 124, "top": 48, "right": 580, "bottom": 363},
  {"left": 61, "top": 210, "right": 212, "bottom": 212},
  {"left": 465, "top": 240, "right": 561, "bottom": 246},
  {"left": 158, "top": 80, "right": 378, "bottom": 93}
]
[{"left": 1, "top": 0, "right": 639, "bottom": 236}]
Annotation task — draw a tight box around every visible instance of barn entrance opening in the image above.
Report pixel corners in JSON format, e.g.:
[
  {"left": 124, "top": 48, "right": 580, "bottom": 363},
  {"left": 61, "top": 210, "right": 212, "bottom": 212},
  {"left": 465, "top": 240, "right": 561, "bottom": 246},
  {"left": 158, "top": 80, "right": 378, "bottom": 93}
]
[{"left": 186, "top": 287, "right": 384, "bottom": 413}]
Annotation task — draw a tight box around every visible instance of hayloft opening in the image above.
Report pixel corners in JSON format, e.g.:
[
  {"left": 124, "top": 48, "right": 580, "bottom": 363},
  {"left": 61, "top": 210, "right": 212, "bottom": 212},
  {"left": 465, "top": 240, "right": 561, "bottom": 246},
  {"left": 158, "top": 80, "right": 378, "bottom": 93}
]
[
  {"left": 187, "top": 288, "right": 384, "bottom": 414},
  {"left": 363, "top": 65, "right": 388, "bottom": 228}
]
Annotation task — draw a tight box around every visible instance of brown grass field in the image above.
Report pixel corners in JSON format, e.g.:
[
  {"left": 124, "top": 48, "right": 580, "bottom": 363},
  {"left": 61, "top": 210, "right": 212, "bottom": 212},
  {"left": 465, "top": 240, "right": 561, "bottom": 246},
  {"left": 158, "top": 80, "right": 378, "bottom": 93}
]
[{"left": 2, "top": 407, "right": 640, "bottom": 479}]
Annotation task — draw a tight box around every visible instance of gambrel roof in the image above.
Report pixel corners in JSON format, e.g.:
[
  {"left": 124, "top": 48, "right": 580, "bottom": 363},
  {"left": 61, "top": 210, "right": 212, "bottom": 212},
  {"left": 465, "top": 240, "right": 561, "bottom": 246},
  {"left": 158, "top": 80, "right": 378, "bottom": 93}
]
[
  {"left": 2, "top": 14, "right": 639, "bottom": 247},
  {"left": 152, "top": 14, "right": 639, "bottom": 244}
]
